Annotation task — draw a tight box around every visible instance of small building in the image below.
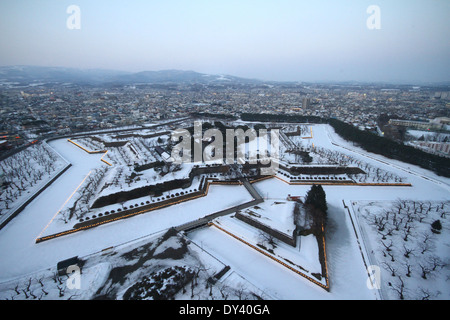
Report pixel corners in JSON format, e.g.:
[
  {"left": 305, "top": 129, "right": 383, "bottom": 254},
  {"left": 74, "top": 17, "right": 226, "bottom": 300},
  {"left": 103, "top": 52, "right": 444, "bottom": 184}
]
[
  {"left": 155, "top": 146, "right": 174, "bottom": 163},
  {"left": 388, "top": 119, "right": 441, "bottom": 131},
  {"left": 287, "top": 194, "right": 302, "bottom": 202}
]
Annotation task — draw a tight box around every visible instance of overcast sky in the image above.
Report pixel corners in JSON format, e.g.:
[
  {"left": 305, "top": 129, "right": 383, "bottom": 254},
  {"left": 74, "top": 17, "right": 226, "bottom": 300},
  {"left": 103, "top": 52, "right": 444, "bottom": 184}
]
[{"left": 0, "top": 0, "right": 449, "bottom": 83}]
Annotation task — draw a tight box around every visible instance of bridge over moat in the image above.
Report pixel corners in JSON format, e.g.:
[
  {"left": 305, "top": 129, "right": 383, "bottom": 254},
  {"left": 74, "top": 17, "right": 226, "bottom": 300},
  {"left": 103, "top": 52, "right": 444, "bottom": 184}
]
[{"left": 175, "top": 178, "right": 264, "bottom": 232}]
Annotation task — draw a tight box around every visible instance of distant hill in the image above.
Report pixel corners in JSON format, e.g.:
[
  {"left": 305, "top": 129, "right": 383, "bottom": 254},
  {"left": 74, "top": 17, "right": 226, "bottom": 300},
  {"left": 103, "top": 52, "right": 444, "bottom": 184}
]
[
  {"left": 116, "top": 69, "right": 262, "bottom": 85},
  {"left": 0, "top": 65, "right": 263, "bottom": 86},
  {"left": 1, "top": 65, "right": 448, "bottom": 87},
  {"left": 0, "top": 66, "right": 129, "bottom": 84}
]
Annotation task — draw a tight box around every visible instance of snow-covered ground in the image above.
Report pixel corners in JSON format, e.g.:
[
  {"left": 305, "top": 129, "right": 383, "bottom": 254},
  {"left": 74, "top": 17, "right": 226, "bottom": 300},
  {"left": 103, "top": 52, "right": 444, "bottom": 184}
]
[
  {"left": 0, "top": 124, "right": 448, "bottom": 300},
  {"left": 237, "top": 200, "right": 296, "bottom": 237},
  {"left": 0, "top": 138, "right": 252, "bottom": 279},
  {"left": 0, "top": 142, "right": 68, "bottom": 227},
  {"left": 207, "top": 214, "right": 325, "bottom": 286},
  {"left": 351, "top": 200, "right": 449, "bottom": 300}
]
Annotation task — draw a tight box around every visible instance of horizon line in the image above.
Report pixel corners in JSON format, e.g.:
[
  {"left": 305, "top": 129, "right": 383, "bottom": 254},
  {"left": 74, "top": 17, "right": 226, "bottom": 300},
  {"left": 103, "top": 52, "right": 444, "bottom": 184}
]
[{"left": 1, "top": 64, "right": 449, "bottom": 87}]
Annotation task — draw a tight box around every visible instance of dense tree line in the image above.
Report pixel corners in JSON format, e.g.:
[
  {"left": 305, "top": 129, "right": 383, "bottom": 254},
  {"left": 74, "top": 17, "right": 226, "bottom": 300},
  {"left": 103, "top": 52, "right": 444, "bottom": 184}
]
[
  {"left": 241, "top": 113, "right": 325, "bottom": 124},
  {"left": 190, "top": 112, "right": 238, "bottom": 120},
  {"left": 328, "top": 119, "right": 450, "bottom": 178},
  {"left": 240, "top": 113, "right": 450, "bottom": 177}
]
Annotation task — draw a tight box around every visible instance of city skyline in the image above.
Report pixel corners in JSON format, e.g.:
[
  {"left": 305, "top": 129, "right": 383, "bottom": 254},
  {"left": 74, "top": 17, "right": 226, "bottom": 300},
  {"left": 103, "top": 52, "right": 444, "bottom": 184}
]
[{"left": 0, "top": 0, "right": 449, "bottom": 84}]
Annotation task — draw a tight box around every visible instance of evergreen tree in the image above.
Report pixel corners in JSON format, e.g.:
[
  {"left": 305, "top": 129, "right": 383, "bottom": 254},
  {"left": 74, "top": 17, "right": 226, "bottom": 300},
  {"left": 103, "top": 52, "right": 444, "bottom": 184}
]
[
  {"left": 431, "top": 220, "right": 442, "bottom": 234},
  {"left": 304, "top": 184, "right": 328, "bottom": 237},
  {"left": 305, "top": 184, "right": 327, "bottom": 214}
]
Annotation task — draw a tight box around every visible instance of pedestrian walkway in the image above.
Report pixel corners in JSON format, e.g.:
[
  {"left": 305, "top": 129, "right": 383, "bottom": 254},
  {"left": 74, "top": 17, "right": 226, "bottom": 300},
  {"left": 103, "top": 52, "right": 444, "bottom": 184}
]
[{"left": 175, "top": 178, "right": 264, "bottom": 232}]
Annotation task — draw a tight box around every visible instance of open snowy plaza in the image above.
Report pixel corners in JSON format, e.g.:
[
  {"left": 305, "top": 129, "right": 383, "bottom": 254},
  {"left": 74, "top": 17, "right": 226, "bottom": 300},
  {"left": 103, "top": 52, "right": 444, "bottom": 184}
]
[{"left": 0, "top": 120, "right": 448, "bottom": 300}]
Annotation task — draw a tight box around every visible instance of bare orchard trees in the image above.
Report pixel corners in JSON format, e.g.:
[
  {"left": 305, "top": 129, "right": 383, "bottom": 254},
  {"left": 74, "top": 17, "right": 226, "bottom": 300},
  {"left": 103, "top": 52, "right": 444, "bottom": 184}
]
[
  {"left": 361, "top": 200, "right": 449, "bottom": 300},
  {"left": 58, "top": 166, "right": 109, "bottom": 223},
  {"left": 313, "top": 146, "right": 405, "bottom": 183},
  {"left": 0, "top": 143, "right": 64, "bottom": 215},
  {"left": 2, "top": 271, "right": 77, "bottom": 300}
]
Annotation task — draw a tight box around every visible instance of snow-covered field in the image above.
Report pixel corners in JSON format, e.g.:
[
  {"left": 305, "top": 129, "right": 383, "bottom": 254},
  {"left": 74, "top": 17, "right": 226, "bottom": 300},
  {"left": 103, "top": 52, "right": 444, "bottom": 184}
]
[
  {"left": 0, "top": 124, "right": 448, "bottom": 300},
  {"left": 206, "top": 214, "right": 325, "bottom": 287},
  {"left": 0, "top": 142, "right": 68, "bottom": 227},
  {"left": 237, "top": 200, "right": 296, "bottom": 237},
  {"left": 351, "top": 200, "right": 449, "bottom": 300}
]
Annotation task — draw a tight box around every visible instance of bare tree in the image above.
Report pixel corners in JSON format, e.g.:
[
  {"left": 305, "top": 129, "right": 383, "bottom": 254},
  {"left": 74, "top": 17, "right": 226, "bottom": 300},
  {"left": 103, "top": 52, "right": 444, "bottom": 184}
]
[
  {"left": 190, "top": 278, "right": 196, "bottom": 299},
  {"left": 378, "top": 231, "right": 388, "bottom": 240},
  {"left": 403, "top": 244, "right": 414, "bottom": 258},
  {"left": 419, "top": 288, "right": 431, "bottom": 300},
  {"left": 37, "top": 277, "right": 45, "bottom": 287},
  {"left": 387, "top": 251, "right": 395, "bottom": 262},
  {"left": 419, "top": 263, "right": 431, "bottom": 280},
  {"left": 218, "top": 284, "right": 230, "bottom": 300},
  {"left": 12, "top": 284, "right": 20, "bottom": 295},
  {"left": 67, "top": 293, "right": 80, "bottom": 300},
  {"left": 234, "top": 284, "right": 250, "bottom": 300},
  {"left": 403, "top": 261, "right": 412, "bottom": 277},
  {"left": 41, "top": 287, "right": 48, "bottom": 297},
  {"left": 26, "top": 278, "right": 32, "bottom": 292},
  {"left": 57, "top": 284, "right": 65, "bottom": 297},
  {"left": 377, "top": 218, "right": 387, "bottom": 232},
  {"left": 393, "top": 200, "right": 405, "bottom": 215},
  {"left": 386, "top": 227, "right": 395, "bottom": 237},
  {"left": 419, "top": 233, "right": 435, "bottom": 255},
  {"left": 428, "top": 255, "right": 445, "bottom": 272},
  {"left": 29, "top": 290, "right": 37, "bottom": 299},
  {"left": 383, "top": 262, "right": 397, "bottom": 277},
  {"left": 390, "top": 276, "right": 406, "bottom": 300},
  {"left": 381, "top": 239, "right": 393, "bottom": 252},
  {"left": 402, "top": 226, "right": 412, "bottom": 242}
]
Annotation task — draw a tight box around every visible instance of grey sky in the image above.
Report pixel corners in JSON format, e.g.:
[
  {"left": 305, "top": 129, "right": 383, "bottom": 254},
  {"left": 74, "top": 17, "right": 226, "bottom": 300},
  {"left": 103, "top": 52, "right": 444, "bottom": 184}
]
[{"left": 0, "top": 0, "right": 449, "bottom": 83}]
